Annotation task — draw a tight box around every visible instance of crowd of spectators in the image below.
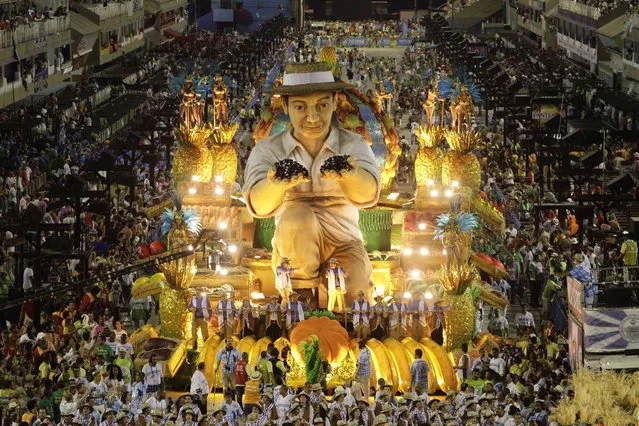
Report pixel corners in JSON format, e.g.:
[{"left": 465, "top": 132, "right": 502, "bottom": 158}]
[{"left": 0, "top": 13, "right": 638, "bottom": 426}]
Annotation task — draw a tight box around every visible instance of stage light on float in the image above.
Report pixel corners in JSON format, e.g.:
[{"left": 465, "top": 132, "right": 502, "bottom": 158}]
[
  {"left": 214, "top": 186, "right": 224, "bottom": 195},
  {"left": 201, "top": 292, "right": 207, "bottom": 298},
  {"left": 424, "top": 291, "right": 433, "bottom": 300},
  {"left": 187, "top": 245, "right": 194, "bottom": 251},
  {"left": 188, "top": 187, "right": 197, "bottom": 195},
  {"left": 430, "top": 190, "right": 439, "bottom": 197},
  {"left": 228, "top": 244, "right": 238, "bottom": 253},
  {"left": 410, "top": 270, "right": 421, "bottom": 279},
  {"left": 403, "top": 248, "right": 413, "bottom": 256},
  {"left": 191, "top": 175, "right": 201, "bottom": 182},
  {"left": 418, "top": 223, "right": 426, "bottom": 230},
  {"left": 220, "top": 268, "right": 228, "bottom": 276},
  {"left": 191, "top": 265, "right": 198, "bottom": 274},
  {"left": 375, "top": 285, "right": 385, "bottom": 296},
  {"left": 219, "top": 221, "right": 228, "bottom": 230},
  {"left": 427, "top": 179, "right": 434, "bottom": 186},
  {"left": 452, "top": 180, "right": 460, "bottom": 188},
  {"left": 215, "top": 175, "right": 223, "bottom": 183},
  {"left": 444, "top": 189, "right": 454, "bottom": 198},
  {"left": 403, "top": 291, "right": 412, "bottom": 299},
  {"left": 386, "top": 192, "right": 399, "bottom": 200},
  {"left": 442, "top": 249, "right": 447, "bottom": 256},
  {"left": 419, "top": 247, "right": 429, "bottom": 256}
]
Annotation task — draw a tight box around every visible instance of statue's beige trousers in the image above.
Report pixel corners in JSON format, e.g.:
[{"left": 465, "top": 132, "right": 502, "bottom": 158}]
[{"left": 270, "top": 204, "right": 372, "bottom": 303}]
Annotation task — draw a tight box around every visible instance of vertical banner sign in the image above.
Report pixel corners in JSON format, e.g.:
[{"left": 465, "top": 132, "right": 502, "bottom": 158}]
[
  {"left": 568, "top": 316, "right": 584, "bottom": 371},
  {"left": 567, "top": 276, "right": 584, "bottom": 324}
]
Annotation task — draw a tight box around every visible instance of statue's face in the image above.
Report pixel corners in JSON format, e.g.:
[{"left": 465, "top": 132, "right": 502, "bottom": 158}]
[{"left": 283, "top": 91, "right": 337, "bottom": 142}]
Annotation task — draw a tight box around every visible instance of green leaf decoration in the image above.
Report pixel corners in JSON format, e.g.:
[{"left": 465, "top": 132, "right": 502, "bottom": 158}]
[
  {"left": 300, "top": 335, "right": 322, "bottom": 384},
  {"left": 304, "top": 310, "right": 335, "bottom": 320}
]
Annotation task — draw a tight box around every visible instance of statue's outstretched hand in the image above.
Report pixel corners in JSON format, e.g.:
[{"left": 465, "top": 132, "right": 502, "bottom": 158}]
[
  {"left": 320, "top": 155, "right": 356, "bottom": 181},
  {"left": 267, "top": 167, "right": 310, "bottom": 190}
]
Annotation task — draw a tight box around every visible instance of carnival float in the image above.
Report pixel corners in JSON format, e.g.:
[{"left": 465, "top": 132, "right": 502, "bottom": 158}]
[{"left": 128, "top": 46, "right": 510, "bottom": 394}]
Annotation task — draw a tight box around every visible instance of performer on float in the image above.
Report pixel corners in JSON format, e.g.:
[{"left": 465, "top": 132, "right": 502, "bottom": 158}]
[
  {"left": 237, "top": 297, "right": 257, "bottom": 338},
  {"left": 242, "top": 62, "right": 381, "bottom": 306},
  {"left": 370, "top": 294, "right": 386, "bottom": 339},
  {"left": 326, "top": 257, "right": 347, "bottom": 313},
  {"left": 189, "top": 292, "right": 212, "bottom": 349},
  {"left": 285, "top": 292, "right": 305, "bottom": 338},
  {"left": 275, "top": 257, "right": 295, "bottom": 304},
  {"left": 351, "top": 290, "right": 371, "bottom": 339},
  {"left": 407, "top": 292, "right": 428, "bottom": 340},
  {"left": 263, "top": 295, "right": 284, "bottom": 341},
  {"left": 216, "top": 292, "right": 237, "bottom": 339},
  {"left": 387, "top": 294, "right": 406, "bottom": 339}
]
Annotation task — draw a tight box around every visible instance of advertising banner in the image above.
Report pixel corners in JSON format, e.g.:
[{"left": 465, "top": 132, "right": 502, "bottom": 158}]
[
  {"left": 567, "top": 276, "right": 584, "bottom": 324},
  {"left": 568, "top": 315, "right": 584, "bottom": 371},
  {"left": 397, "top": 38, "right": 413, "bottom": 46},
  {"left": 344, "top": 37, "right": 368, "bottom": 47},
  {"left": 531, "top": 97, "right": 562, "bottom": 128},
  {"left": 584, "top": 308, "right": 639, "bottom": 353}
]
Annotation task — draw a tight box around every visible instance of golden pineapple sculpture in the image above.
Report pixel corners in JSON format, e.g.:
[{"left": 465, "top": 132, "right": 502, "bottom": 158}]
[
  {"left": 438, "top": 264, "right": 480, "bottom": 351},
  {"left": 158, "top": 200, "right": 202, "bottom": 339},
  {"left": 211, "top": 122, "right": 240, "bottom": 187},
  {"left": 319, "top": 46, "right": 338, "bottom": 75},
  {"left": 173, "top": 124, "right": 216, "bottom": 183},
  {"left": 441, "top": 129, "right": 482, "bottom": 192},
  {"left": 415, "top": 125, "right": 445, "bottom": 188}
]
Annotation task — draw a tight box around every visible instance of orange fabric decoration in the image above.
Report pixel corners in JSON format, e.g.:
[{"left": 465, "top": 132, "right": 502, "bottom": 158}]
[{"left": 290, "top": 316, "right": 349, "bottom": 365}]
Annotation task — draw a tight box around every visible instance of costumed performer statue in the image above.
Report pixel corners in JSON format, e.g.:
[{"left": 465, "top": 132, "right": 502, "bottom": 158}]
[
  {"left": 326, "top": 257, "right": 347, "bottom": 313},
  {"left": 189, "top": 292, "right": 212, "bottom": 350},
  {"left": 216, "top": 292, "right": 237, "bottom": 339},
  {"left": 275, "top": 257, "right": 295, "bottom": 304},
  {"left": 243, "top": 62, "right": 381, "bottom": 303}
]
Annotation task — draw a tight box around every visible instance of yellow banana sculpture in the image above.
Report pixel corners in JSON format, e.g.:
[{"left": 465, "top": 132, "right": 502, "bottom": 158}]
[
  {"left": 238, "top": 336, "right": 256, "bottom": 362},
  {"left": 365, "top": 338, "right": 399, "bottom": 392},
  {"left": 250, "top": 337, "right": 273, "bottom": 367},
  {"left": 382, "top": 338, "right": 415, "bottom": 393},
  {"left": 197, "top": 334, "right": 222, "bottom": 387},
  {"left": 401, "top": 337, "right": 438, "bottom": 394},
  {"left": 420, "top": 337, "right": 460, "bottom": 392}
]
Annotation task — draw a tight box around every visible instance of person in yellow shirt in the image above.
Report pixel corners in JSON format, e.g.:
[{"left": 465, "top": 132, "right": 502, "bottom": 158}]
[
  {"left": 39, "top": 352, "right": 52, "bottom": 380},
  {"left": 618, "top": 235, "right": 638, "bottom": 282},
  {"left": 243, "top": 370, "right": 262, "bottom": 413}
]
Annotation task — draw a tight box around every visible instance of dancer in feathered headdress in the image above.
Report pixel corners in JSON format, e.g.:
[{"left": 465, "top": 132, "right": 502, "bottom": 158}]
[
  {"left": 160, "top": 194, "right": 202, "bottom": 250},
  {"left": 434, "top": 196, "right": 478, "bottom": 269}
]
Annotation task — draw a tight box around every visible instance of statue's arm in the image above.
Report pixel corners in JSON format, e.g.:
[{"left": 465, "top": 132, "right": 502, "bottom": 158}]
[
  {"left": 338, "top": 167, "right": 379, "bottom": 206},
  {"left": 339, "top": 134, "right": 381, "bottom": 208},
  {"left": 243, "top": 142, "right": 307, "bottom": 217},
  {"left": 247, "top": 175, "right": 288, "bottom": 217}
]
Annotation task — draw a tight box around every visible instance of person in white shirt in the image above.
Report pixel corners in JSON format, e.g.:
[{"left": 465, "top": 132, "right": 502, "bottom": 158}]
[
  {"left": 142, "top": 355, "right": 163, "bottom": 393},
  {"left": 516, "top": 304, "right": 535, "bottom": 333},
  {"left": 23, "top": 263, "right": 34, "bottom": 293},
  {"left": 488, "top": 348, "right": 506, "bottom": 377},
  {"left": 274, "top": 384, "right": 295, "bottom": 419},
  {"left": 190, "top": 362, "right": 210, "bottom": 406}
]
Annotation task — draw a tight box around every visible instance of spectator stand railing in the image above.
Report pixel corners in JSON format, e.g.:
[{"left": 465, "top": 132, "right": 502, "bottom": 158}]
[{"left": 0, "top": 15, "right": 71, "bottom": 49}]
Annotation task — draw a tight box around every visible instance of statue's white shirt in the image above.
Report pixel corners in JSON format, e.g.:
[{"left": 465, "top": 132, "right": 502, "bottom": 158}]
[{"left": 243, "top": 127, "right": 381, "bottom": 244}]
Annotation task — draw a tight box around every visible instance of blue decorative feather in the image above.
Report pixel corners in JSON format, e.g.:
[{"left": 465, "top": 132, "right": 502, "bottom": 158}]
[
  {"left": 465, "top": 81, "right": 481, "bottom": 103},
  {"left": 437, "top": 78, "right": 453, "bottom": 99},
  {"left": 433, "top": 211, "right": 478, "bottom": 241},
  {"left": 160, "top": 208, "right": 176, "bottom": 236},
  {"left": 183, "top": 208, "right": 202, "bottom": 235}
]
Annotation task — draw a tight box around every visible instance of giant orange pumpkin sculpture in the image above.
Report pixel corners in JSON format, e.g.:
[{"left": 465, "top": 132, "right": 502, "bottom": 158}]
[{"left": 290, "top": 316, "right": 349, "bottom": 365}]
